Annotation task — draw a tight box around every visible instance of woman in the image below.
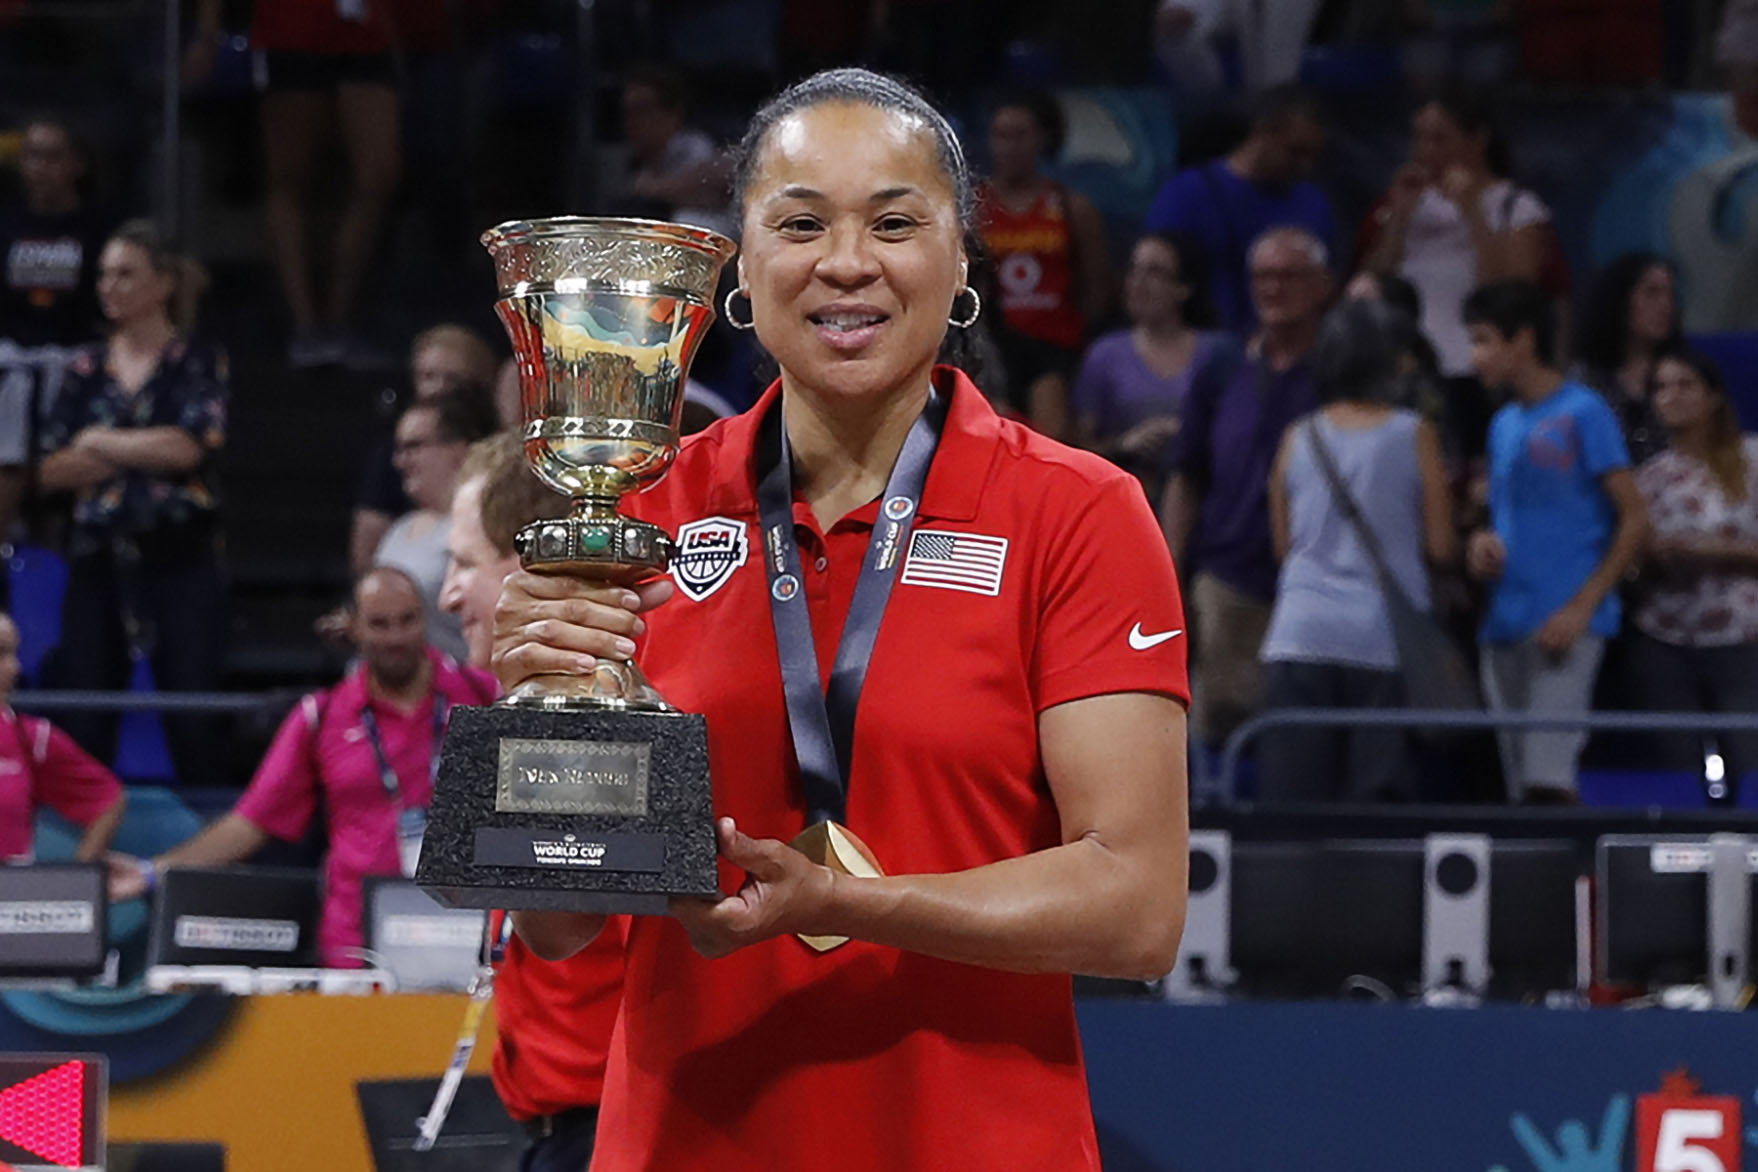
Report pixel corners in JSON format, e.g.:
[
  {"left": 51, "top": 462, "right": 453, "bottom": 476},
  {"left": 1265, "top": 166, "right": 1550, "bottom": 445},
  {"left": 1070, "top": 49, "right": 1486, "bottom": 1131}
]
[
  {"left": 493, "top": 69, "right": 1190, "bottom": 1171},
  {"left": 1573, "top": 253, "right": 1681, "bottom": 467},
  {"left": 1069, "top": 232, "right": 1221, "bottom": 498},
  {"left": 1360, "top": 93, "right": 1557, "bottom": 457},
  {"left": 976, "top": 90, "right": 1111, "bottom": 434},
  {"left": 0, "top": 610, "right": 126, "bottom": 862},
  {"left": 1629, "top": 349, "right": 1758, "bottom": 801},
  {"left": 349, "top": 322, "right": 499, "bottom": 578},
  {"left": 38, "top": 220, "right": 229, "bottom": 787},
  {"left": 373, "top": 388, "right": 496, "bottom": 664},
  {"left": 1259, "top": 299, "right": 1456, "bottom": 802}
]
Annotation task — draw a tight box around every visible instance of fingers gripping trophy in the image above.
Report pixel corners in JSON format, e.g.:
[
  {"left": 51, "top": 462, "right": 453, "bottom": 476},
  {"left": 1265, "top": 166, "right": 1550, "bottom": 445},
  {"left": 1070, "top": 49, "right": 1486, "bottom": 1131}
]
[{"left": 417, "top": 218, "right": 735, "bottom": 913}]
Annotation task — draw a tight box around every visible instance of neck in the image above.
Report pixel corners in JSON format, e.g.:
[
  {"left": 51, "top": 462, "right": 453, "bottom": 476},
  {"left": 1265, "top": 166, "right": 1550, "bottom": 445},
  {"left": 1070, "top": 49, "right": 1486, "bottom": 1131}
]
[
  {"left": 1258, "top": 320, "right": 1317, "bottom": 369},
  {"left": 1671, "top": 425, "right": 1714, "bottom": 461},
  {"left": 369, "top": 656, "right": 434, "bottom": 708},
  {"left": 782, "top": 374, "right": 933, "bottom": 527},
  {"left": 1227, "top": 142, "right": 1263, "bottom": 183},
  {"left": 1136, "top": 317, "right": 1189, "bottom": 343},
  {"left": 993, "top": 171, "right": 1042, "bottom": 197},
  {"left": 28, "top": 192, "right": 78, "bottom": 216},
  {"left": 1513, "top": 364, "right": 1563, "bottom": 405},
  {"left": 113, "top": 314, "right": 174, "bottom": 352}
]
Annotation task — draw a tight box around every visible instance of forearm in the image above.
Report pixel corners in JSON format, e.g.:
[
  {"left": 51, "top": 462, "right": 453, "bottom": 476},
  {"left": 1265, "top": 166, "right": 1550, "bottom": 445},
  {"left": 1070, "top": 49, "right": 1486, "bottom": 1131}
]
[
  {"left": 1364, "top": 209, "right": 1412, "bottom": 275},
  {"left": 155, "top": 812, "right": 270, "bottom": 869},
  {"left": 828, "top": 835, "right": 1185, "bottom": 979},
  {"left": 87, "top": 428, "right": 205, "bottom": 474},
  {"left": 1160, "top": 475, "right": 1198, "bottom": 568},
  {"left": 72, "top": 795, "right": 127, "bottom": 861},
  {"left": 1569, "top": 512, "right": 1650, "bottom": 616},
  {"left": 510, "top": 910, "right": 607, "bottom": 961},
  {"left": 37, "top": 448, "right": 113, "bottom": 492}
]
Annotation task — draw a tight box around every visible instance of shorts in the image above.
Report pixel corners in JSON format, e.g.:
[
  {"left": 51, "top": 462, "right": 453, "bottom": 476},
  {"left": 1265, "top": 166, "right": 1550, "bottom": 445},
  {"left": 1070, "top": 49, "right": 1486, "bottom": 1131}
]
[{"left": 255, "top": 50, "right": 396, "bottom": 92}]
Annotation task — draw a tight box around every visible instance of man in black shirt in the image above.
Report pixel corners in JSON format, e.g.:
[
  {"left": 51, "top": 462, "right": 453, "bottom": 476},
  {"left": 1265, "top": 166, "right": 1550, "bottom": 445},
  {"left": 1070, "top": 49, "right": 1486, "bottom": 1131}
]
[{"left": 0, "top": 117, "right": 115, "bottom": 574}]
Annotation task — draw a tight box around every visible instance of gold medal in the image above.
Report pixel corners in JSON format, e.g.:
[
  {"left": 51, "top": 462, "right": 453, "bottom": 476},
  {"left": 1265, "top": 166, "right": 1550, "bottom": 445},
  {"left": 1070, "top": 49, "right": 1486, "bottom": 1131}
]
[{"left": 789, "top": 821, "right": 883, "bottom": 952}]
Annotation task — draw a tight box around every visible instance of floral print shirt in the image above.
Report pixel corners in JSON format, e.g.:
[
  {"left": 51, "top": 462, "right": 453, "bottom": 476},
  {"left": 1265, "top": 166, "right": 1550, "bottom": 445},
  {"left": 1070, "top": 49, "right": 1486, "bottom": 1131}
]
[
  {"left": 1634, "top": 436, "right": 1758, "bottom": 647},
  {"left": 40, "top": 336, "right": 228, "bottom": 537}
]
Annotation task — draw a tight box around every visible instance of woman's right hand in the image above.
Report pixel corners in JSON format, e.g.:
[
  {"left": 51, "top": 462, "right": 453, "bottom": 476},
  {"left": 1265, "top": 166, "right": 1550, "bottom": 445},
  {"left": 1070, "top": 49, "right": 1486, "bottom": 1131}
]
[{"left": 490, "top": 570, "right": 675, "bottom": 695}]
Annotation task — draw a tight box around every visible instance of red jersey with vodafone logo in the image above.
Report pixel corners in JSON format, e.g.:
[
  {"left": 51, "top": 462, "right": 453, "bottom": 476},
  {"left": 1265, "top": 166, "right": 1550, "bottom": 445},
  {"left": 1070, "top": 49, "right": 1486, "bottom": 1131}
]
[
  {"left": 0, "top": 709, "right": 121, "bottom": 861},
  {"left": 586, "top": 368, "right": 1187, "bottom": 1171},
  {"left": 251, "top": 0, "right": 393, "bottom": 55},
  {"left": 978, "top": 181, "right": 1087, "bottom": 350}
]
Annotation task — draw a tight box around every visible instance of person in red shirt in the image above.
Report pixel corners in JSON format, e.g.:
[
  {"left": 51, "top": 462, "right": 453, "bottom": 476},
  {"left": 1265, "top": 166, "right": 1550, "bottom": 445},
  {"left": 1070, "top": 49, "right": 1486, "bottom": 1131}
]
[
  {"left": 107, "top": 567, "right": 495, "bottom": 966},
  {"left": 976, "top": 90, "right": 1111, "bottom": 437},
  {"left": 0, "top": 611, "right": 126, "bottom": 862},
  {"left": 438, "top": 435, "right": 621, "bottom": 1170},
  {"left": 493, "top": 69, "right": 1191, "bottom": 1172}
]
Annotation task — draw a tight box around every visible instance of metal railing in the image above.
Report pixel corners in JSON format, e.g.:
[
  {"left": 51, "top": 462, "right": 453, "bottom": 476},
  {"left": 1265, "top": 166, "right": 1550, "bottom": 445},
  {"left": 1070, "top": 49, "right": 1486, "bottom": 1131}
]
[
  {"left": 1212, "top": 708, "right": 1758, "bottom": 807},
  {"left": 11, "top": 688, "right": 299, "bottom": 717}
]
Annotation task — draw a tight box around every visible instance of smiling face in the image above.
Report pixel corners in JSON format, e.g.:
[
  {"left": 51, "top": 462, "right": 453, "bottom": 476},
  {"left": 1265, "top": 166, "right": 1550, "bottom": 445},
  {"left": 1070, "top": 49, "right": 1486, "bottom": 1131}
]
[
  {"left": 351, "top": 569, "right": 429, "bottom": 689},
  {"left": 1410, "top": 102, "right": 1485, "bottom": 182},
  {"left": 392, "top": 405, "right": 470, "bottom": 513},
  {"left": 1123, "top": 237, "right": 1187, "bottom": 329},
  {"left": 97, "top": 239, "right": 175, "bottom": 328},
  {"left": 440, "top": 476, "right": 519, "bottom": 670},
  {"left": 738, "top": 101, "right": 965, "bottom": 408}
]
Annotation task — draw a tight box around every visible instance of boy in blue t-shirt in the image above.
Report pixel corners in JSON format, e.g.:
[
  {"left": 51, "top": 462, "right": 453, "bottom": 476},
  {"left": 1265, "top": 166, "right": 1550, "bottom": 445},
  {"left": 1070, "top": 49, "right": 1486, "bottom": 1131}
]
[{"left": 1463, "top": 282, "right": 1650, "bottom": 803}]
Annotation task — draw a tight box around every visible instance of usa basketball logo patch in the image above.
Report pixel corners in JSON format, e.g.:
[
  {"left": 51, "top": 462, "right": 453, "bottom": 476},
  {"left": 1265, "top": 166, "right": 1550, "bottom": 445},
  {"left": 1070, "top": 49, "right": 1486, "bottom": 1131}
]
[{"left": 672, "top": 516, "right": 749, "bottom": 601}]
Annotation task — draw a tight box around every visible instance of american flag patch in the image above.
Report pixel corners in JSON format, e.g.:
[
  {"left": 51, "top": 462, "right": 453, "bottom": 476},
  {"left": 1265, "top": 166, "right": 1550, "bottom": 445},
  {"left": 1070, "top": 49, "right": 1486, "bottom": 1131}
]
[{"left": 900, "top": 529, "right": 1009, "bottom": 596}]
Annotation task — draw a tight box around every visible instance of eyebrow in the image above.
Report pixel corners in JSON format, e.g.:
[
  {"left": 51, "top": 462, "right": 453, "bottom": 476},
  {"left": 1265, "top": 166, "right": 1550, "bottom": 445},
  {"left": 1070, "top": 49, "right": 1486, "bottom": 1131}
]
[{"left": 773, "top": 184, "right": 924, "bottom": 203}]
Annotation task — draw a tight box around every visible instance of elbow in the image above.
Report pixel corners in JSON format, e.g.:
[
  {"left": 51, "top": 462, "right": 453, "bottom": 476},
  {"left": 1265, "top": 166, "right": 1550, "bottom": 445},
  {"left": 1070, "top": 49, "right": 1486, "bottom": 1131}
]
[{"left": 1122, "top": 897, "right": 1188, "bottom": 982}]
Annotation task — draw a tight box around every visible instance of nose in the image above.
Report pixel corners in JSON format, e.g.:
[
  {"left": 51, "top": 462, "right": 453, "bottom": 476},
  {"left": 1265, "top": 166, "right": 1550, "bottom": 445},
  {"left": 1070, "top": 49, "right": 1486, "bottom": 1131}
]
[
  {"left": 816, "top": 219, "right": 881, "bottom": 289},
  {"left": 439, "top": 565, "right": 462, "bottom": 615}
]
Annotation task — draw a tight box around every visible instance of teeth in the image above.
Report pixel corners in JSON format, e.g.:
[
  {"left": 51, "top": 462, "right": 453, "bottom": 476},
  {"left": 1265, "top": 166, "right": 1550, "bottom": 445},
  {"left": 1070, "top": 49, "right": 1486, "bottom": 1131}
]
[{"left": 814, "top": 313, "right": 885, "bottom": 331}]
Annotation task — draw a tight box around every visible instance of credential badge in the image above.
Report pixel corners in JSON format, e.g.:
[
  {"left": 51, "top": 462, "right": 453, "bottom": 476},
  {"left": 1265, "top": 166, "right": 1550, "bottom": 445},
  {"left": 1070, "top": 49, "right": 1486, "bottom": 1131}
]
[{"left": 672, "top": 516, "right": 750, "bottom": 601}]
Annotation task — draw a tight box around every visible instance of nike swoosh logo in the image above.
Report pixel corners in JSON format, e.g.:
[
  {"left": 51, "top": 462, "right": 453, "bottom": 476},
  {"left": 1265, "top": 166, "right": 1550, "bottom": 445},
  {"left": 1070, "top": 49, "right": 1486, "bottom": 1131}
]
[{"left": 1128, "top": 623, "right": 1184, "bottom": 651}]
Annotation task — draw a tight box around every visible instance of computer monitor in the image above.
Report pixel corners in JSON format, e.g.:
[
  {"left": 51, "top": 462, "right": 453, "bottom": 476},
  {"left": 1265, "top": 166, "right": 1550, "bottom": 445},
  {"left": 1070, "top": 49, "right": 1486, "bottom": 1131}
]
[
  {"left": 1316, "top": 840, "right": 1426, "bottom": 996},
  {"left": 1488, "top": 841, "right": 1581, "bottom": 998},
  {"left": 147, "top": 866, "right": 322, "bottom": 970},
  {"left": 1598, "top": 836, "right": 1758, "bottom": 989},
  {"left": 1227, "top": 841, "right": 1323, "bottom": 997},
  {"left": 363, "top": 878, "right": 486, "bottom": 992},
  {"left": 0, "top": 863, "right": 109, "bottom": 980}
]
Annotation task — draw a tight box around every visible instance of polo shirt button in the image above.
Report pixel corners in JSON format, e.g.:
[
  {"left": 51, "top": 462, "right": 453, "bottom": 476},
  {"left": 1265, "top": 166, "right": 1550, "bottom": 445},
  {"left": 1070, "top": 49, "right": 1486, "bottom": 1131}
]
[{"left": 814, "top": 556, "right": 828, "bottom": 572}]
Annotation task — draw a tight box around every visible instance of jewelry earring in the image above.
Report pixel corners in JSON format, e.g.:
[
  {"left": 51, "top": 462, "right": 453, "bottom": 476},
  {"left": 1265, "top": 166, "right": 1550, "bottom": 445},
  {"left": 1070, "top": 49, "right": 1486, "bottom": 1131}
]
[
  {"left": 723, "top": 287, "right": 755, "bottom": 331},
  {"left": 948, "top": 286, "right": 982, "bottom": 329}
]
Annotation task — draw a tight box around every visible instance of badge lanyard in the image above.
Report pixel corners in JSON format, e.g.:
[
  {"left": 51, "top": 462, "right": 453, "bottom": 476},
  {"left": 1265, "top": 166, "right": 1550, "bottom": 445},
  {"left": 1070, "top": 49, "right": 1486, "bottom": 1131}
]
[
  {"left": 413, "top": 915, "right": 512, "bottom": 1153},
  {"left": 361, "top": 697, "right": 450, "bottom": 878},
  {"left": 754, "top": 390, "right": 947, "bottom": 828}
]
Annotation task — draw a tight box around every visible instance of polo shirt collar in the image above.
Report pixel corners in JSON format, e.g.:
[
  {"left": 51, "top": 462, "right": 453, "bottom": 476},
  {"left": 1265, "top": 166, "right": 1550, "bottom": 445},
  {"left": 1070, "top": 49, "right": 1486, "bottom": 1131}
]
[{"left": 697, "top": 365, "right": 1000, "bottom": 523}]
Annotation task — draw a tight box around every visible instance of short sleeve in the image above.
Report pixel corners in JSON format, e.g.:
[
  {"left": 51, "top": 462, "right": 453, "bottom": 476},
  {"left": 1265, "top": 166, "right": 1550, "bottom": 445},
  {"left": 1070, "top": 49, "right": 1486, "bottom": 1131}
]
[
  {"left": 170, "top": 344, "right": 229, "bottom": 452},
  {"left": 38, "top": 350, "right": 99, "bottom": 455},
  {"left": 1143, "top": 170, "right": 1204, "bottom": 236},
  {"left": 1507, "top": 189, "right": 1550, "bottom": 232},
  {"left": 30, "top": 719, "right": 122, "bottom": 827},
  {"left": 234, "top": 699, "right": 323, "bottom": 842},
  {"left": 1577, "top": 393, "right": 1631, "bottom": 479},
  {"left": 1031, "top": 473, "right": 1190, "bottom": 711},
  {"left": 1068, "top": 339, "right": 1112, "bottom": 426}
]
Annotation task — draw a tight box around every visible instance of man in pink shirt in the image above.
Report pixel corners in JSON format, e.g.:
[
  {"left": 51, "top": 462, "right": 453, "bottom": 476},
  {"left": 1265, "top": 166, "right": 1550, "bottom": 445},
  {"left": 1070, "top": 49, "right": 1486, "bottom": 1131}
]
[
  {"left": 0, "top": 610, "right": 127, "bottom": 862},
  {"left": 108, "top": 567, "right": 496, "bottom": 966}
]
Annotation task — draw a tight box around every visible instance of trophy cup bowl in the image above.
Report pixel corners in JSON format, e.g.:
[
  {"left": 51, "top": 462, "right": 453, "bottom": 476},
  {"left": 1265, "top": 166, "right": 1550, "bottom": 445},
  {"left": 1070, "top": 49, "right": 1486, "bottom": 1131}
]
[
  {"left": 484, "top": 216, "right": 738, "bottom": 711},
  {"left": 416, "top": 217, "right": 736, "bottom": 914}
]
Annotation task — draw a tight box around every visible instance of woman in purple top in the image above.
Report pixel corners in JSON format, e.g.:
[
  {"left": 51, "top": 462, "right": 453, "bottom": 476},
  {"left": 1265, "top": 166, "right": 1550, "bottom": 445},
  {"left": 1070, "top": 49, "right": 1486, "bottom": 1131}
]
[{"left": 1069, "top": 233, "right": 1219, "bottom": 496}]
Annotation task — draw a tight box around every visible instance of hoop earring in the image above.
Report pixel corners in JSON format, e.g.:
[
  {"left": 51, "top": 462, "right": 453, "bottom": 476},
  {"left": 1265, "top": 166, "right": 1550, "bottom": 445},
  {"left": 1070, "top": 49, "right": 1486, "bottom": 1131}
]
[
  {"left": 948, "top": 286, "right": 982, "bottom": 329},
  {"left": 723, "top": 287, "right": 755, "bottom": 331}
]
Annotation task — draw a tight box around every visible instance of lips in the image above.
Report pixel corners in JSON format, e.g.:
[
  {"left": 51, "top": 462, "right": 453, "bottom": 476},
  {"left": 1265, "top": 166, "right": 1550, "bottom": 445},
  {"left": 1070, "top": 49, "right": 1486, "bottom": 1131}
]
[{"left": 807, "top": 304, "right": 890, "bottom": 352}]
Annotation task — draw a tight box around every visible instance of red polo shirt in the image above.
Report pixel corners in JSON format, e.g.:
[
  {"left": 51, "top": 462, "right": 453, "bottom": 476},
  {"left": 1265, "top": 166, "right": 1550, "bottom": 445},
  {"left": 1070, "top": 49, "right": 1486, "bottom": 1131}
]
[
  {"left": 0, "top": 709, "right": 122, "bottom": 862},
  {"left": 236, "top": 649, "right": 496, "bottom": 967},
  {"left": 490, "top": 915, "right": 624, "bottom": 1120},
  {"left": 585, "top": 368, "right": 1188, "bottom": 1171}
]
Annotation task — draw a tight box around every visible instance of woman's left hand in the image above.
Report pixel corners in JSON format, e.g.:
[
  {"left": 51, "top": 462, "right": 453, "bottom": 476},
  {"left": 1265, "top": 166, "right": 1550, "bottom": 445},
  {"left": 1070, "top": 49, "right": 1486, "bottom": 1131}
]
[{"left": 669, "top": 818, "right": 840, "bottom": 958}]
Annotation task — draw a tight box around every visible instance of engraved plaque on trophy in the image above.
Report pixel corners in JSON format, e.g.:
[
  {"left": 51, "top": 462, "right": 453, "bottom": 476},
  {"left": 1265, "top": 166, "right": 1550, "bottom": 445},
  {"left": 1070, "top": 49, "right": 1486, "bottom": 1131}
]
[{"left": 416, "top": 217, "right": 735, "bottom": 913}]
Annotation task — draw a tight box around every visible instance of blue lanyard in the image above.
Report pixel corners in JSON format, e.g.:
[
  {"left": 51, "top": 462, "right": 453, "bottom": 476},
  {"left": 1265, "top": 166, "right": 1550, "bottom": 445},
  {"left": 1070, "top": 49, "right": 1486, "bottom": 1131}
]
[
  {"left": 358, "top": 697, "right": 450, "bottom": 808},
  {"left": 753, "top": 390, "right": 946, "bottom": 827}
]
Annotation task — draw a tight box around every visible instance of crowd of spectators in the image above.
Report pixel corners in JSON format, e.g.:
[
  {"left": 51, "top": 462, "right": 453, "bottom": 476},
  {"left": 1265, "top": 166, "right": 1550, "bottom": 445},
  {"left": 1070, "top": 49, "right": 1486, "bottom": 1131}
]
[{"left": 1, "top": 0, "right": 1756, "bottom": 837}]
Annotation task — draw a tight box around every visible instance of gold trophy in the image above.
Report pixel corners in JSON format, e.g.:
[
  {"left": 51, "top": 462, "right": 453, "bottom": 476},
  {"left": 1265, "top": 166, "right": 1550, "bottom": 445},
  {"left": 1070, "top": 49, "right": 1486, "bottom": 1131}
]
[{"left": 417, "top": 217, "right": 736, "bottom": 914}]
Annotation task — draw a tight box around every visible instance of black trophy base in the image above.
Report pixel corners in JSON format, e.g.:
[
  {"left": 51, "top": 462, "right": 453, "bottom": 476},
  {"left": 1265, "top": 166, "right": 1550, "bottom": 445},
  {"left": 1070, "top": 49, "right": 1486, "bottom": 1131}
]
[{"left": 416, "top": 704, "right": 718, "bottom": 914}]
